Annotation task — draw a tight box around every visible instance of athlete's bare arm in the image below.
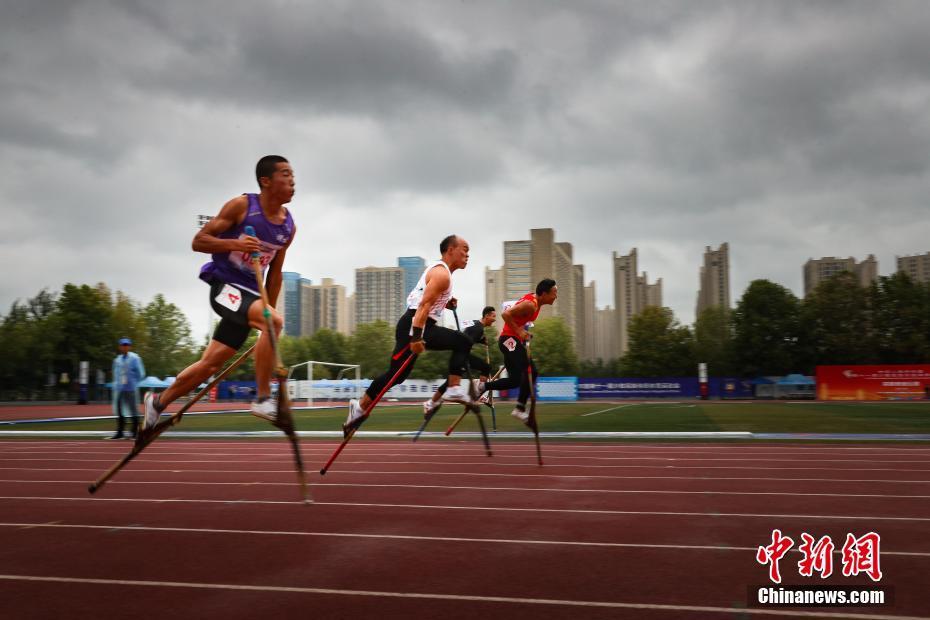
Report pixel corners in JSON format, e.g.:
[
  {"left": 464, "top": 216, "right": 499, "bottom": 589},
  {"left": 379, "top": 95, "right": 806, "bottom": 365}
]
[
  {"left": 192, "top": 195, "right": 261, "bottom": 255},
  {"left": 502, "top": 299, "right": 537, "bottom": 343},
  {"left": 410, "top": 265, "right": 451, "bottom": 354}
]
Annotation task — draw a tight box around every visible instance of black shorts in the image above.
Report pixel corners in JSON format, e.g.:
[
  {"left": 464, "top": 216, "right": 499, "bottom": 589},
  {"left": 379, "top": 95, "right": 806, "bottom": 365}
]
[{"left": 209, "top": 280, "right": 258, "bottom": 349}]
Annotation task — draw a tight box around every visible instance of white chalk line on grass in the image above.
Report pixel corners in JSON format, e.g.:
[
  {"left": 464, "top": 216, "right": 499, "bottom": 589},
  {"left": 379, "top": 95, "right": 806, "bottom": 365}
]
[
  {"left": 1, "top": 522, "right": 927, "bottom": 558},
  {"left": 0, "top": 575, "right": 922, "bottom": 619},
  {"left": 4, "top": 479, "right": 930, "bottom": 500},
  {"left": 581, "top": 404, "right": 635, "bottom": 417},
  {"left": 2, "top": 495, "right": 929, "bottom": 522},
  {"left": 2, "top": 466, "right": 928, "bottom": 485}
]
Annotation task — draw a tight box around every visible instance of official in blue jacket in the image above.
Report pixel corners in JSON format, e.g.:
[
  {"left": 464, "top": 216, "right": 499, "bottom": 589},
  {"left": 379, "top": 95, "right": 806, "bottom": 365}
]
[{"left": 110, "top": 338, "right": 146, "bottom": 439}]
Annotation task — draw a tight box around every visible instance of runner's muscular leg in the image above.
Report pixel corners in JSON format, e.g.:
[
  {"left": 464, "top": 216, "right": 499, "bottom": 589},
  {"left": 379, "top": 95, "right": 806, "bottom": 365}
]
[
  {"left": 247, "top": 299, "right": 283, "bottom": 399},
  {"left": 158, "top": 339, "right": 238, "bottom": 407}
]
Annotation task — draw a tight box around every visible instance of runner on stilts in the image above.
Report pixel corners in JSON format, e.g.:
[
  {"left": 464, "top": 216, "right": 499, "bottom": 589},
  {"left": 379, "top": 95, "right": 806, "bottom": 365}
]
[
  {"left": 342, "top": 235, "right": 478, "bottom": 436},
  {"left": 474, "top": 279, "right": 558, "bottom": 425}
]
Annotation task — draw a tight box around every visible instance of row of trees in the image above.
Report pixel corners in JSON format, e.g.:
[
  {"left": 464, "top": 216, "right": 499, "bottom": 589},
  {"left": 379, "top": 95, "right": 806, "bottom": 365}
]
[
  {"left": 0, "top": 284, "right": 197, "bottom": 400},
  {"left": 592, "top": 271, "right": 930, "bottom": 378},
  {"left": 2, "top": 271, "right": 929, "bottom": 399}
]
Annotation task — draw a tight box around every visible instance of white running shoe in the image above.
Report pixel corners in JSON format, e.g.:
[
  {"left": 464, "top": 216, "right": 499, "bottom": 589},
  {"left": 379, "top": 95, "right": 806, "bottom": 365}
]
[
  {"left": 250, "top": 398, "right": 277, "bottom": 422},
  {"left": 423, "top": 398, "right": 441, "bottom": 418},
  {"left": 142, "top": 392, "right": 161, "bottom": 430},
  {"left": 442, "top": 384, "right": 475, "bottom": 405},
  {"left": 511, "top": 405, "right": 529, "bottom": 423},
  {"left": 345, "top": 399, "right": 367, "bottom": 426}
]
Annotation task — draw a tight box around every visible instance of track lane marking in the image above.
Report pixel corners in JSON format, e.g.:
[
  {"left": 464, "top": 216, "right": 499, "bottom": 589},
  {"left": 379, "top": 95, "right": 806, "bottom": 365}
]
[
  {"left": 1, "top": 522, "right": 927, "bottom": 557},
  {"left": 1, "top": 495, "right": 929, "bottom": 521},
  {"left": 0, "top": 575, "right": 921, "bottom": 619},
  {"left": 3, "top": 479, "right": 930, "bottom": 500}
]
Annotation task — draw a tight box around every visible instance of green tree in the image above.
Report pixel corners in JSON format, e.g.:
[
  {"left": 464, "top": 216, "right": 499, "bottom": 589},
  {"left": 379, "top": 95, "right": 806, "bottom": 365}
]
[
  {"left": 50, "top": 283, "right": 115, "bottom": 388},
  {"left": 692, "top": 305, "right": 736, "bottom": 376},
  {"left": 349, "top": 321, "right": 394, "bottom": 378},
  {"left": 530, "top": 317, "right": 579, "bottom": 376},
  {"left": 138, "top": 294, "right": 197, "bottom": 378},
  {"left": 578, "top": 357, "right": 615, "bottom": 378},
  {"left": 732, "top": 280, "right": 801, "bottom": 376},
  {"left": 799, "top": 271, "right": 874, "bottom": 367},
  {"left": 870, "top": 272, "right": 930, "bottom": 363},
  {"left": 619, "top": 306, "right": 694, "bottom": 376},
  {"left": 111, "top": 291, "right": 146, "bottom": 348},
  {"left": 308, "top": 329, "right": 349, "bottom": 374}
]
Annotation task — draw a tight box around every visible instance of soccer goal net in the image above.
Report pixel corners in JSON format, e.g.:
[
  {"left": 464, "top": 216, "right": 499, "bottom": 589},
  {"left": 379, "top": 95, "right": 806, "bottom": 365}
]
[{"left": 287, "top": 360, "right": 362, "bottom": 409}]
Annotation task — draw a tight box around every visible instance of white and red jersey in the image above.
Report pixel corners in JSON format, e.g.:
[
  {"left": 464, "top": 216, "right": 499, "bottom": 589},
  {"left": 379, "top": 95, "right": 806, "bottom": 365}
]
[
  {"left": 406, "top": 260, "right": 453, "bottom": 322},
  {"left": 500, "top": 292, "right": 540, "bottom": 338}
]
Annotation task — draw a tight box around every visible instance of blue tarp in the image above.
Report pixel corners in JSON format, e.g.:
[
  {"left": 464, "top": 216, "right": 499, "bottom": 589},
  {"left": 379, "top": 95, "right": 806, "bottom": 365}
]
[
  {"left": 138, "top": 376, "right": 170, "bottom": 388},
  {"left": 777, "top": 374, "right": 815, "bottom": 385}
]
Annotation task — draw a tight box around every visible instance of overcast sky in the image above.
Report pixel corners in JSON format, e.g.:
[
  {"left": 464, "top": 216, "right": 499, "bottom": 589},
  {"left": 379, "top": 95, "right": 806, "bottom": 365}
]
[{"left": 2, "top": 0, "right": 930, "bottom": 341}]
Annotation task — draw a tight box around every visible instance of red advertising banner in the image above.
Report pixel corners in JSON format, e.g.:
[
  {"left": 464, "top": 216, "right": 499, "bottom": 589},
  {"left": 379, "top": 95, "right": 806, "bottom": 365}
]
[{"left": 816, "top": 365, "right": 930, "bottom": 401}]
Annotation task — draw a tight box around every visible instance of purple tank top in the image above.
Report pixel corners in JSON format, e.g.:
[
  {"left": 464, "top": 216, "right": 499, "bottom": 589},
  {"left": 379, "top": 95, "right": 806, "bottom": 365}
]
[{"left": 199, "top": 194, "right": 295, "bottom": 292}]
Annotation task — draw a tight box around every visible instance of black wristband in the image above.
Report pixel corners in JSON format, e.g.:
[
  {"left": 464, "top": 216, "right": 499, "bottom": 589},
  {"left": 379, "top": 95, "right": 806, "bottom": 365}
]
[{"left": 411, "top": 326, "right": 424, "bottom": 341}]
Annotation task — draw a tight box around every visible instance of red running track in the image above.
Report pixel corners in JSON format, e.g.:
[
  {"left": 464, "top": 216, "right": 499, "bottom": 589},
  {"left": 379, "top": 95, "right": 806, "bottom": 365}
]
[{"left": 0, "top": 440, "right": 928, "bottom": 619}]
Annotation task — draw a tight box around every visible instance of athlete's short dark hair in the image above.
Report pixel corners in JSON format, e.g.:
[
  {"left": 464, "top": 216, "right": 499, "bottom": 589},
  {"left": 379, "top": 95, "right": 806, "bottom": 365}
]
[
  {"left": 536, "top": 278, "right": 557, "bottom": 295},
  {"left": 482, "top": 306, "right": 496, "bottom": 317},
  {"left": 440, "top": 235, "right": 458, "bottom": 254},
  {"left": 256, "top": 155, "right": 289, "bottom": 187}
]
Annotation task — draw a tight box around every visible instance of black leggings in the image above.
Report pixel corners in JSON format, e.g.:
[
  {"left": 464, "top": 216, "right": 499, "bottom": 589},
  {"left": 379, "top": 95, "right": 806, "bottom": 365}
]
[
  {"left": 115, "top": 391, "right": 140, "bottom": 435},
  {"left": 484, "top": 335, "right": 537, "bottom": 406},
  {"left": 365, "top": 309, "right": 474, "bottom": 400},
  {"left": 435, "top": 353, "right": 492, "bottom": 394}
]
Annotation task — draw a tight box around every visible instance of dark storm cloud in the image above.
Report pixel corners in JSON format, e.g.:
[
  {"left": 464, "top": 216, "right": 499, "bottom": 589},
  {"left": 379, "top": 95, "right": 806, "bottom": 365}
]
[{"left": 2, "top": 0, "right": 930, "bottom": 334}]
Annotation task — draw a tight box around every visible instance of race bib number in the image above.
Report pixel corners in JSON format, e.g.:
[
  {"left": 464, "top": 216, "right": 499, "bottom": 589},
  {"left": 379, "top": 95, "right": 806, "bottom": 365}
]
[
  {"left": 503, "top": 337, "right": 517, "bottom": 352},
  {"left": 215, "top": 284, "right": 243, "bottom": 312}
]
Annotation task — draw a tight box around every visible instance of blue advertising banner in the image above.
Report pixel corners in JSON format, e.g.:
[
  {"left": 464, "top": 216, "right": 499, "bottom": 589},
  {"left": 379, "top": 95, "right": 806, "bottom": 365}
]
[
  {"left": 536, "top": 376, "right": 578, "bottom": 401},
  {"left": 578, "top": 377, "right": 754, "bottom": 399},
  {"left": 578, "top": 378, "right": 699, "bottom": 399}
]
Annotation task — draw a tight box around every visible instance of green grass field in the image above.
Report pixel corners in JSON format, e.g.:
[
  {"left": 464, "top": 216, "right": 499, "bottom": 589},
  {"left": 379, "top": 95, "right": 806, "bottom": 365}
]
[{"left": 7, "top": 400, "right": 930, "bottom": 436}]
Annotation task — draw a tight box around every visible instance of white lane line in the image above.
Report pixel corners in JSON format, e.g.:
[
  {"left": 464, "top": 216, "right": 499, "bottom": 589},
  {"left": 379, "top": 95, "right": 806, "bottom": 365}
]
[
  {"left": 0, "top": 575, "right": 921, "bottom": 619},
  {"left": 2, "top": 495, "right": 929, "bottom": 522},
  {"left": 581, "top": 405, "right": 635, "bottom": 417},
  {"left": 2, "top": 466, "right": 929, "bottom": 485},
  {"left": 1, "top": 522, "right": 927, "bottom": 557},
  {"left": 4, "top": 479, "right": 930, "bottom": 500}
]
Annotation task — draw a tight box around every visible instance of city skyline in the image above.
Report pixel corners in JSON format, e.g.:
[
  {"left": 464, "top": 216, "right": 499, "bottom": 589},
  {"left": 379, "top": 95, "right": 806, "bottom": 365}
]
[
  {"left": 270, "top": 237, "right": 927, "bottom": 359},
  {"left": 3, "top": 3, "right": 930, "bottom": 342}
]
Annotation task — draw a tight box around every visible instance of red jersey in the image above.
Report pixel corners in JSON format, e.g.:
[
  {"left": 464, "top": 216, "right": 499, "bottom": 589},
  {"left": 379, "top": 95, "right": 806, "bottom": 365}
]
[{"left": 500, "top": 293, "right": 540, "bottom": 338}]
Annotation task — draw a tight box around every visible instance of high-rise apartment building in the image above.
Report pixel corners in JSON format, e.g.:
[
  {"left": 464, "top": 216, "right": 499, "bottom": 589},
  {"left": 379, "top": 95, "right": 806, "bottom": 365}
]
[
  {"left": 803, "top": 254, "right": 877, "bottom": 296},
  {"left": 484, "top": 267, "right": 505, "bottom": 319},
  {"left": 355, "top": 266, "right": 405, "bottom": 326},
  {"left": 896, "top": 252, "right": 930, "bottom": 284},
  {"left": 696, "top": 243, "right": 731, "bottom": 316},
  {"left": 279, "top": 272, "right": 307, "bottom": 336},
  {"left": 593, "top": 305, "right": 617, "bottom": 362},
  {"left": 347, "top": 293, "right": 356, "bottom": 334},
  {"left": 301, "top": 278, "right": 350, "bottom": 335},
  {"left": 397, "top": 257, "right": 426, "bottom": 302},
  {"left": 611, "top": 249, "right": 663, "bottom": 356},
  {"left": 582, "top": 282, "right": 597, "bottom": 362},
  {"left": 503, "top": 240, "right": 532, "bottom": 302},
  {"left": 487, "top": 229, "right": 590, "bottom": 357}
]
